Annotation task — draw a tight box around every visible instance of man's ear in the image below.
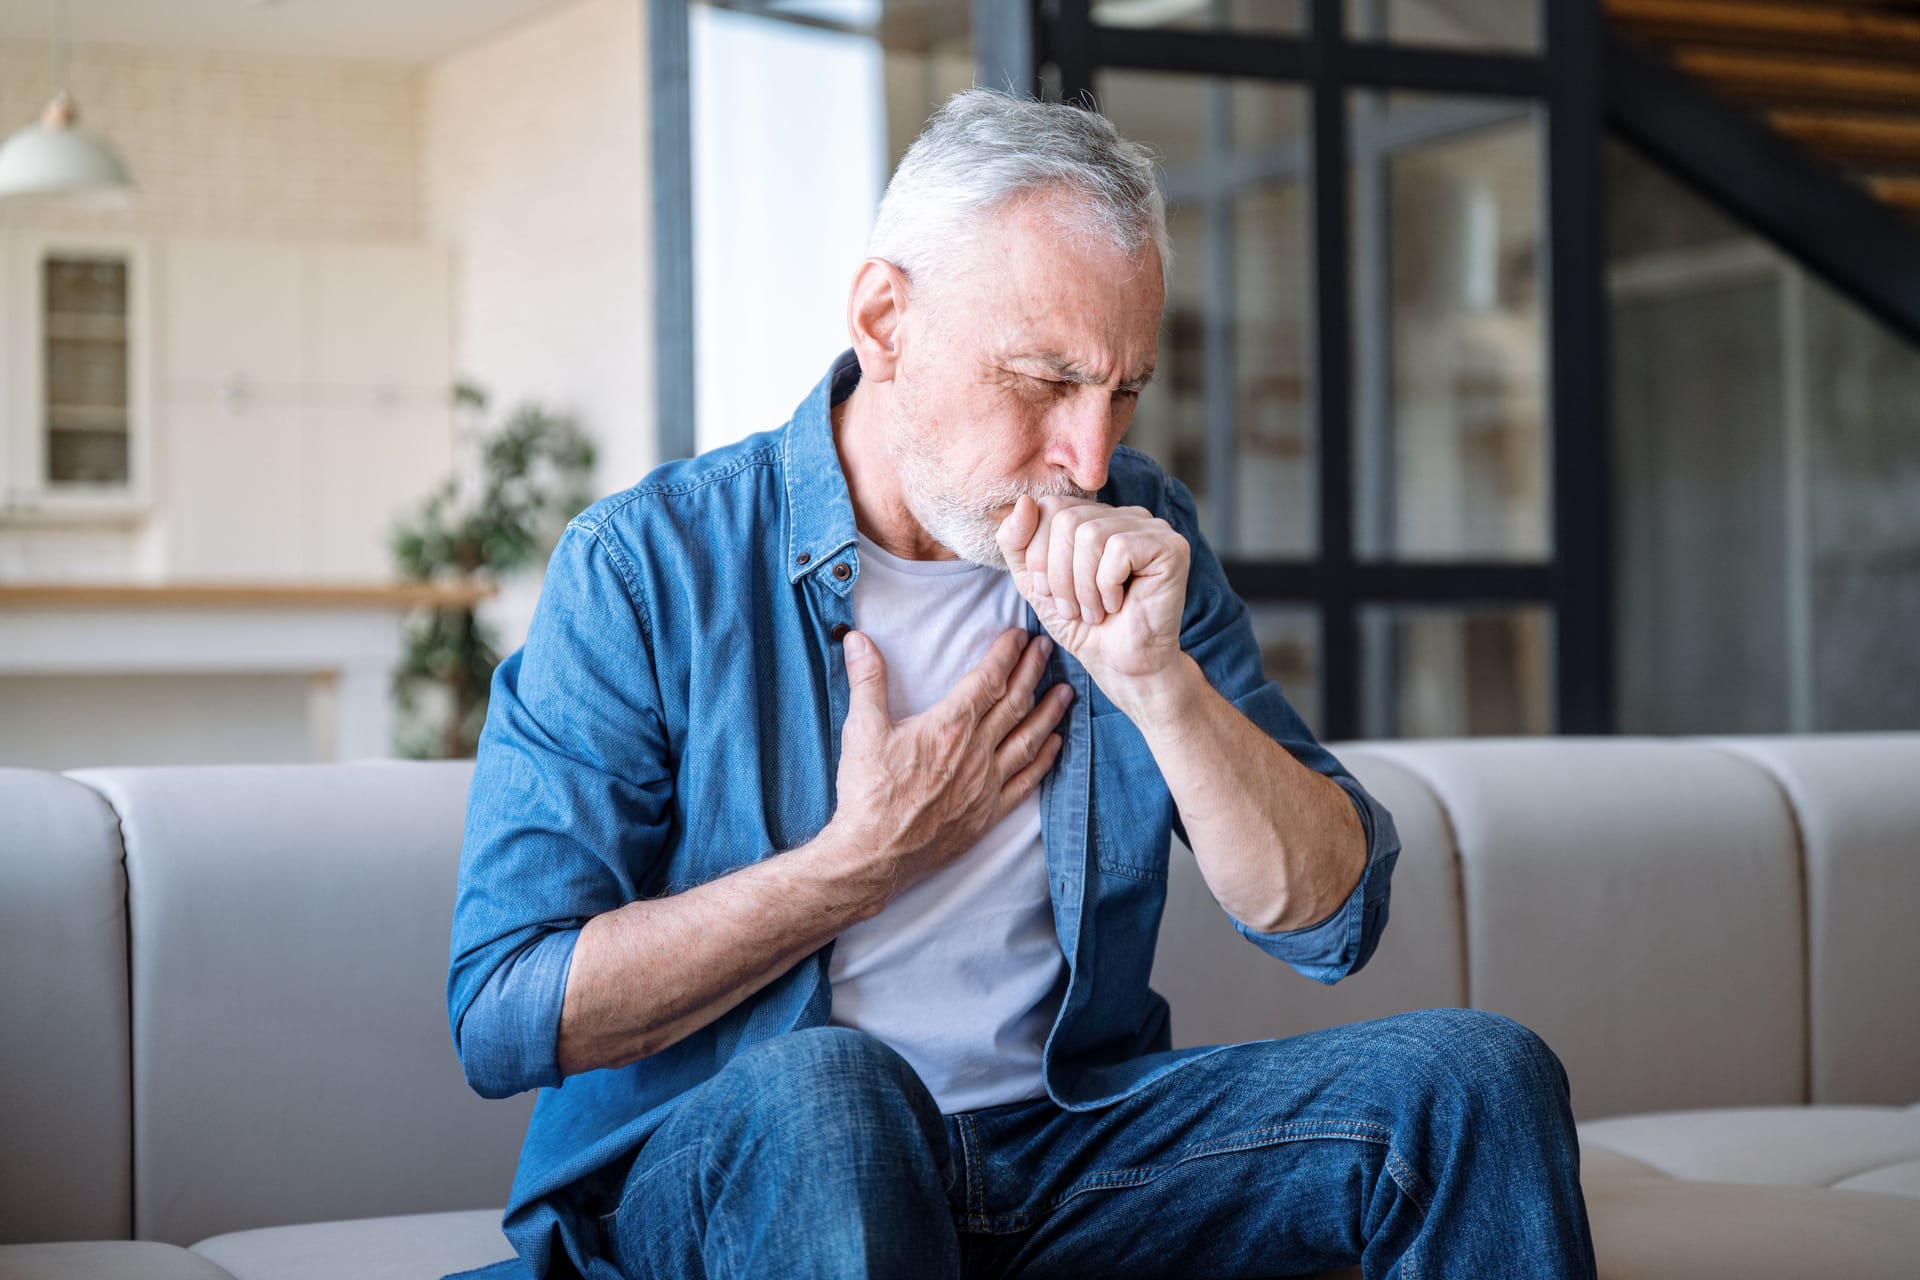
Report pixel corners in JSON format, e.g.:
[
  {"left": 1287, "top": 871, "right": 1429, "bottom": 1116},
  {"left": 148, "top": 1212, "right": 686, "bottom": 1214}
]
[{"left": 846, "top": 257, "right": 912, "bottom": 384}]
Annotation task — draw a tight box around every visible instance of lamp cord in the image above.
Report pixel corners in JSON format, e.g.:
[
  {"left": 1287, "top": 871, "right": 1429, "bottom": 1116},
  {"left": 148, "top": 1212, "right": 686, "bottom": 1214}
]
[{"left": 51, "top": 0, "right": 69, "bottom": 97}]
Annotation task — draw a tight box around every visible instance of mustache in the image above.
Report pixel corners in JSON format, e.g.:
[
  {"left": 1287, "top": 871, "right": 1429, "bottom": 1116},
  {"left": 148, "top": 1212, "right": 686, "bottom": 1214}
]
[{"left": 963, "top": 478, "right": 1096, "bottom": 516}]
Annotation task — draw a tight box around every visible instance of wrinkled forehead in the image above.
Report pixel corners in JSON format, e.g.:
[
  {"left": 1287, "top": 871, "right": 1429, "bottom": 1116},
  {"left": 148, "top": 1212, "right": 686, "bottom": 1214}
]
[{"left": 941, "top": 194, "right": 1164, "bottom": 367}]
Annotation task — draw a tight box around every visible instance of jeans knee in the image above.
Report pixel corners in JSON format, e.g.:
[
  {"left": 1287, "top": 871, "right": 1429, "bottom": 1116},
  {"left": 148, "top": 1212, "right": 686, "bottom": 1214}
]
[
  {"left": 605, "top": 1029, "right": 959, "bottom": 1272},
  {"left": 1458, "top": 1010, "right": 1566, "bottom": 1097},
  {"left": 722, "top": 1026, "right": 941, "bottom": 1142},
  {"left": 1384, "top": 1008, "right": 1572, "bottom": 1120},
  {"left": 744, "top": 1025, "right": 923, "bottom": 1090}
]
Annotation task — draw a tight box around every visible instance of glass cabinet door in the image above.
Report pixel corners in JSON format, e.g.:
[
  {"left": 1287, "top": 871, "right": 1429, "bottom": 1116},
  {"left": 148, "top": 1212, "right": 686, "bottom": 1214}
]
[
  {"left": 43, "top": 254, "right": 134, "bottom": 488},
  {"left": 4, "top": 232, "right": 149, "bottom": 513}
]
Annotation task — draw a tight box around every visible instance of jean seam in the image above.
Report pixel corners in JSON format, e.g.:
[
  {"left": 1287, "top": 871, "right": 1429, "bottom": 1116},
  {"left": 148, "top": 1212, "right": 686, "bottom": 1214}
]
[
  {"left": 961, "top": 1113, "right": 985, "bottom": 1221},
  {"left": 1075, "top": 1118, "right": 1392, "bottom": 1182},
  {"left": 1382, "top": 1144, "right": 1432, "bottom": 1213},
  {"left": 959, "top": 1118, "right": 1427, "bottom": 1236},
  {"left": 596, "top": 1139, "right": 710, "bottom": 1225}
]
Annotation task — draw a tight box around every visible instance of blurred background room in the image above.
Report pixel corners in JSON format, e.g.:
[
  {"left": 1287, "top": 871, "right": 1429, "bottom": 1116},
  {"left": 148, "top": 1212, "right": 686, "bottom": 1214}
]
[{"left": 1, "top": 0, "right": 1916, "bottom": 771}]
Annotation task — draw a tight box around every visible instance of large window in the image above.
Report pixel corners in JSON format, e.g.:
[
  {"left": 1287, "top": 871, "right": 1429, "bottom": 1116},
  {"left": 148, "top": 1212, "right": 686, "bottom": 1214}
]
[
  {"left": 652, "top": 0, "right": 1920, "bottom": 739},
  {"left": 651, "top": 0, "right": 1614, "bottom": 741},
  {"left": 1041, "top": 0, "right": 1608, "bottom": 740},
  {"left": 652, "top": 0, "right": 976, "bottom": 458}
]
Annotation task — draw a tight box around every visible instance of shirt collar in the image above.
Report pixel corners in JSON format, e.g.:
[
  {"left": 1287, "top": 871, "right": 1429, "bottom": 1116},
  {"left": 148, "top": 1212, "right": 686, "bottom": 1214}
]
[{"left": 782, "top": 347, "right": 864, "bottom": 584}]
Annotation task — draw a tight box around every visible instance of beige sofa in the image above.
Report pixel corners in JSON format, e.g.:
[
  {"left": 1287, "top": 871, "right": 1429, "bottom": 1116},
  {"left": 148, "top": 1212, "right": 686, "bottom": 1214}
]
[{"left": 2, "top": 734, "right": 1917, "bottom": 1278}]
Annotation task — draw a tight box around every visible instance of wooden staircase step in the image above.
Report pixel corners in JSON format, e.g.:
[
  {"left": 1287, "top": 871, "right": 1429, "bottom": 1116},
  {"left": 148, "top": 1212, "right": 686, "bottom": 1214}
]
[
  {"left": 1868, "top": 174, "right": 1920, "bottom": 214},
  {"left": 1771, "top": 109, "right": 1920, "bottom": 163},
  {"left": 1670, "top": 45, "right": 1920, "bottom": 106},
  {"left": 1608, "top": 0, "right": 1920, "bottom": 57}
]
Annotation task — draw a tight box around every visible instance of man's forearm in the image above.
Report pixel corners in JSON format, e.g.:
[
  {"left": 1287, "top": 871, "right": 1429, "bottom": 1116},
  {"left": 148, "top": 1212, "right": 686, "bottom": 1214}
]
[
  {"left": 1114, "top": 654, "right": 1367, "bottom": 933},
  {"left": 555, "top": 823, "right": 884, "bottom": 1077}
]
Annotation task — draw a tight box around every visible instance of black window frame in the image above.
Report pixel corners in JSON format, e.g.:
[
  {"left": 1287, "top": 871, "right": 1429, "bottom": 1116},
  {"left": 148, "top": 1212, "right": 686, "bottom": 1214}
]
[{"left": 1034, "top": 0, "right": 1612, "bottom": 741}]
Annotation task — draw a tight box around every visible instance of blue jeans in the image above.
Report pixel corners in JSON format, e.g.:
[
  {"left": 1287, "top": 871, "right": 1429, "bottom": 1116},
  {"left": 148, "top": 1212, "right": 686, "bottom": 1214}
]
[{"left": 594, "top": 1011, "right": 1598, "bottom": 1278}]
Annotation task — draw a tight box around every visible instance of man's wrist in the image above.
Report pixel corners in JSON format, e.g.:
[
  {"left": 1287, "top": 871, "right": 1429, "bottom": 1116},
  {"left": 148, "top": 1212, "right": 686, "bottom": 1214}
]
[
  {"left": 795, "top": 817, "right": 895, "bottom": 926},
  {"left": 1103, "top": 651, "right": 1208, "bottom": 727}
]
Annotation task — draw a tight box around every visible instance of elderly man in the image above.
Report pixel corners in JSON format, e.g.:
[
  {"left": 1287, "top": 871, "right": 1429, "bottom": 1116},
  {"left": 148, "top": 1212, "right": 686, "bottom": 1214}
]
[{"left": 447, "top": 90, "right": 1596, "bottom": 1280}]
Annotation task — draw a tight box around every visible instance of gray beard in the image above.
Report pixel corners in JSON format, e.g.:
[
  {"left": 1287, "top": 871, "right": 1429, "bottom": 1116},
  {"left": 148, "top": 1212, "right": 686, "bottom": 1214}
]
[{"left": 885, "top": 423, "right": 1093, "bottom": 570}]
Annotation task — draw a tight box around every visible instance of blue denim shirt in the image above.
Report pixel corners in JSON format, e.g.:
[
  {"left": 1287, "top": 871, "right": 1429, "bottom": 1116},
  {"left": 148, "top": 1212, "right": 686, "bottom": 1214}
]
[{"left": 446, "top": 349, "right": 1400, "bottom": 1280}]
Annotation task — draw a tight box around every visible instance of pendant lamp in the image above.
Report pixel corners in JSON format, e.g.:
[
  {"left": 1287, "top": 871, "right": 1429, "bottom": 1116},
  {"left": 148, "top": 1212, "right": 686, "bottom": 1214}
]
[{"left": 0, "top": 1, "right": 132, "bottom": 200}]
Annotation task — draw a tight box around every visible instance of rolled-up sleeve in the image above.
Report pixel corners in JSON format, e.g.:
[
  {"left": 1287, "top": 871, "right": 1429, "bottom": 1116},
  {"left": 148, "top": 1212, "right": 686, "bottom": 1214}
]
[
  {"left": 1158, "top": 469, "right": 1402, "bottom": 986},
  {"left": 447, "top": 518, "right": 673, "bottom": 1100},
  {"left": 1224, "top": 756, "right": 1400, "bottom": 984},
  {"left": 453, "top": 928, "right": 581, "bottom": 1099}
]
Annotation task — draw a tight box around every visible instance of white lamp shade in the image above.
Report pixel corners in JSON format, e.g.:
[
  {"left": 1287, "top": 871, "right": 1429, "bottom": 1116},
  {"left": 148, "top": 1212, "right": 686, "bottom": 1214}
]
[{"left": 0, "top": 119, "right": 132, "bottom": 198}]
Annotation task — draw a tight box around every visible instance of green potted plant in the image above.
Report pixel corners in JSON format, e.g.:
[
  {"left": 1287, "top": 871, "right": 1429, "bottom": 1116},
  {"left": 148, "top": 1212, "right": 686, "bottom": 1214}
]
[{"left": 390, "top": 382, "right": 596, "bottom": 759}]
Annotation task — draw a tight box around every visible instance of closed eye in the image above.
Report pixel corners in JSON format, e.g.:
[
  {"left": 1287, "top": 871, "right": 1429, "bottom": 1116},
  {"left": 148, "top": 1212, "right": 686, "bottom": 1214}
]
[{"left": 1028, "top": 374, "right": 1140, "bottom": 401}]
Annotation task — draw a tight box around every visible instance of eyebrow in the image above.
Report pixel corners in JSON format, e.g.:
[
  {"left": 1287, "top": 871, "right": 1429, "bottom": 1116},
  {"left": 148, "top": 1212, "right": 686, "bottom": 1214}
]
[{"left": 1025, "top": 352, "right": 1157, "bottom": 393}]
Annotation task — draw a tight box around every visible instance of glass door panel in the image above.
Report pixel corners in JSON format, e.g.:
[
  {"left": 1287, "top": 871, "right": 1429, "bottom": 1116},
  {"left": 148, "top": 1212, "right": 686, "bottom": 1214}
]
[
  {"left": 1096, "top": 70, "right": 1314, "bottom": 555},
  {"left": 1352, "top": 91, "right": 1547, "bottom": 561}
]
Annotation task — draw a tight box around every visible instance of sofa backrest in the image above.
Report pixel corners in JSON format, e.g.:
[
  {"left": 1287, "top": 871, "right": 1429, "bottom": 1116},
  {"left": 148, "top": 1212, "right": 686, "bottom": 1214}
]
[
  {"left": 1710, "top": 736, "right": 1920, "bottom": 1105},
  {"left": 1152, "top": 734, "right": 1920, "bottom": 1121},
  {"left": 66, "top": 761, "right": 531, "bottom": 1249},
  {"left": 0, "top": 769, "right": 134, "bottom": 1243}
]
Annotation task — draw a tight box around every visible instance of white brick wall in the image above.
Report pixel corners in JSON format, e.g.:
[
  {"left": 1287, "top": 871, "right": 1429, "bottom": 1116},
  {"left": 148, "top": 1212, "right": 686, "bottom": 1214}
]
[{"left": 0, "top": 41, "right": 422, "bottom": 240}]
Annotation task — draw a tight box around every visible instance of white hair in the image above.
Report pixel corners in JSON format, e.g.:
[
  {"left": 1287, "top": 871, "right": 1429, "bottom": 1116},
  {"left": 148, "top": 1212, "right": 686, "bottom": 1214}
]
[{"left": 867, "top": 88, "right": 1172, "bottom": 299}]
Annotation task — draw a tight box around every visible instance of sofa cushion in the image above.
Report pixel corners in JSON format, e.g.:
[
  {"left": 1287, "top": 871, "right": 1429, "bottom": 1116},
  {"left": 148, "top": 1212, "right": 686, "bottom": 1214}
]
[
  {"left": 0, "top": 1241, "right": 233, "bottom": 1280},
  {"left": 1359, "top": 739, "right": 1807, "bottom": 1120},
  {"left": 0, "top": 769, "right": 133, "bottom": 1243},
  {"left": 1580, "top": 1105, "right": 1920, "bottom": 1193},
  {"left": 67, "top": 762, "right": 533, "bottom": 1247},
  {"left": 190, "top": 1210, "right": 511, "bottom": 1280},
  {"left": 1581, "top": 1179, "right": 1920, "bottom": 1278},
  {"left": 1839, "top": 1161, "right": 1920, "bottom": 1197},
  {"left": 1708, "top": 736, "right": 1920, "bottom": 1106},
  {"left": 1151, "top": 749, "right": 1465, "bottom": 1047},
  {"left": 1578, "top": 1106, "right": 1920, "bottom": 1278}
]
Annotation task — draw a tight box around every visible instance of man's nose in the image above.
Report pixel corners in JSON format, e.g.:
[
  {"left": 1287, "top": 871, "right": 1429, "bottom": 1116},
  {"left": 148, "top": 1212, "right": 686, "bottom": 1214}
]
[{"left": 1046, "top": 394, "right": 1115, "bottom": 494}]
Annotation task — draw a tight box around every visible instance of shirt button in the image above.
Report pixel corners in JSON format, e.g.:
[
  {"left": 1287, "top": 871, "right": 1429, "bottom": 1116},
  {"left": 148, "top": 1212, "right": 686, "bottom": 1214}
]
[
  {"left": 796, "top": 552, "right": 810, "bottom": 566},
  {"left": 830, "top": 623, "right": 850, "bottom": 642},
  {"left": 832, "top": 562, "right": 851, "bottom": 581}
]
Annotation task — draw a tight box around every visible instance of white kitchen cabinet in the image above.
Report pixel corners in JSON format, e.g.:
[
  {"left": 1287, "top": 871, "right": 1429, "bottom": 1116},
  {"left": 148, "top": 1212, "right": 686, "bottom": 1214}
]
[
  {"left": 162, "top": 238, "right": 304, "bottom": 395},
  {"left": 164, "top": 399, "right": 449, "bottom": 583},
  {"left": 0, "top": 230, "right": 154, "bottom": 520},
  {"left": 302, "top": 404, "right": 454, "bottom": 581},
  {"left": 304, "top": 243, "right": 452, "bottom": 402},
  {"left": 4, "top": 233, "right": 452, "bottom": 579},
  {"left": 148, "top": 238, "right": 453, "bottom": 581},
  {"left": 159, "top": 402, "right": 307, "bottom": 579}
]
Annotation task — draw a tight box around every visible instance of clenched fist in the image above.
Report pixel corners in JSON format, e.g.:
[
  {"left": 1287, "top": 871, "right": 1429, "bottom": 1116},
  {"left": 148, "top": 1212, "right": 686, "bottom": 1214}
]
[{"left": 995, "top": 494, "right": 1191, "bottom": 706}]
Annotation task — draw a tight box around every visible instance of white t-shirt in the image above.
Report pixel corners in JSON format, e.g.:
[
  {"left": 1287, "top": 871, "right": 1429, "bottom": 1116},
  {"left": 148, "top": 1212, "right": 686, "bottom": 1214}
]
[{"left": 827, "top": 533, "right": 1066, "bottom": 1114}]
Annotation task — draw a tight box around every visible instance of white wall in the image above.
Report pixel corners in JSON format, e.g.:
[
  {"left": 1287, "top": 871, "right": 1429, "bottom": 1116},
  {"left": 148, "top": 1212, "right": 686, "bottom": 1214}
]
[{"left": 422, "top": 0, "right": 653, "bottom": 645}]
